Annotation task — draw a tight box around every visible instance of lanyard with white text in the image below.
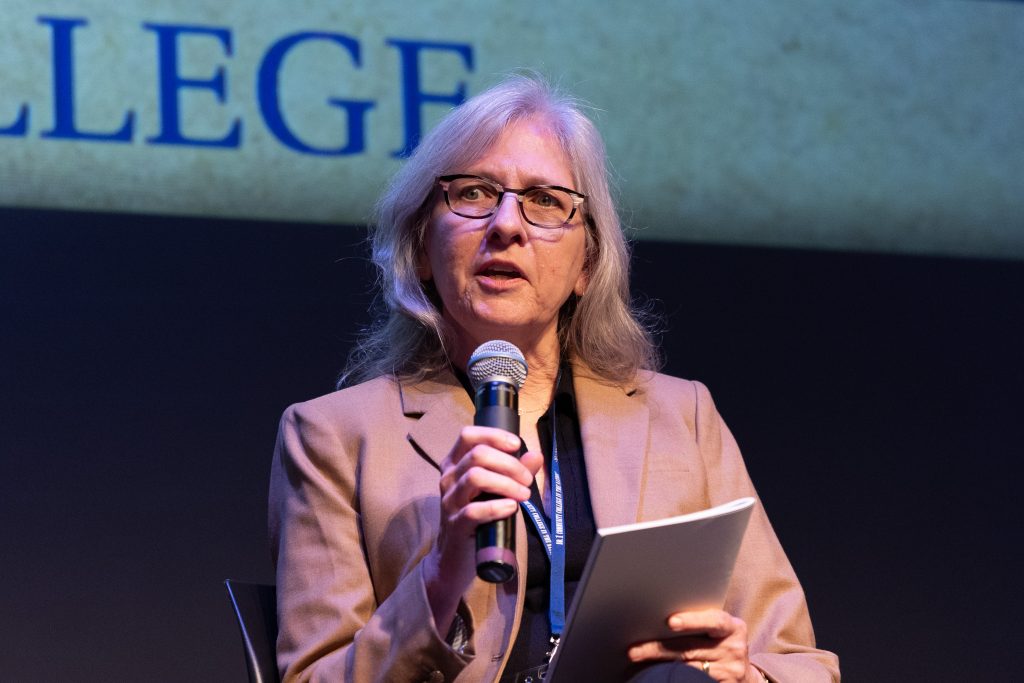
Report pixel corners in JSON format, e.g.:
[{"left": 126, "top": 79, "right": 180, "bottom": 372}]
[{"left": 519, "top": 401, "right": 566, "bottom": 639}]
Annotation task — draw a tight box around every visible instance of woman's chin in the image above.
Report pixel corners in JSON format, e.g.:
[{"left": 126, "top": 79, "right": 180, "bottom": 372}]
[{"left": 452, "top": 314, "right": 553, "bottom": 347}]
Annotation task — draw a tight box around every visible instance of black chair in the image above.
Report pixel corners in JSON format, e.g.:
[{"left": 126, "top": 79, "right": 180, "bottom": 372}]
[{"left": 224, "top": 580, "right": 280, "bottom": 683}]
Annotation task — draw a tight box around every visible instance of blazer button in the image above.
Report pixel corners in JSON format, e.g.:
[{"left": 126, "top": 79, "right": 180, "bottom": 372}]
[{"left": 424, "top": 670, "right": 445, "bottom": 683}]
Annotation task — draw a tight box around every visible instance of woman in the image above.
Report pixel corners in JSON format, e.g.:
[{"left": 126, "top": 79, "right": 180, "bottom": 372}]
[{"left": 269, "top": 75, "right": 840, "bottom": 682}]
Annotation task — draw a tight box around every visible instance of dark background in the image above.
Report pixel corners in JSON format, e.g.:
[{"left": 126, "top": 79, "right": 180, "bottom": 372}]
[{"left": 2, "top": 207, "right": 1021, "bottom": 680}]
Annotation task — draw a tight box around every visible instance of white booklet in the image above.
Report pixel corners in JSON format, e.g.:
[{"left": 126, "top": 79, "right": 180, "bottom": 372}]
[{"left": 545, "top": 497, "right": 756, "bottom": 682}]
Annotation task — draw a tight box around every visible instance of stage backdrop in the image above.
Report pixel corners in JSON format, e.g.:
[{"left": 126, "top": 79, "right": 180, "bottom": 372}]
[
  {"left": 2, "top": 209, "right": 1022, "bottom": 681},
  {"left": 1, "top": 0, "right": 1022, "bottom": 259}
]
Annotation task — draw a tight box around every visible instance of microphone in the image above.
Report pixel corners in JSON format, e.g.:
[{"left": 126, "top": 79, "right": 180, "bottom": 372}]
[{"left": 467, "top": 340, "right": 528, "bottom": 583}]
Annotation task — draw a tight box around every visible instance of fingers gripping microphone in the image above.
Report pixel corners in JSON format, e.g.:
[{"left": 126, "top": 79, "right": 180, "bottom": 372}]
[{"left": 467, "top": 340, "right": 528, "bottom": 583}]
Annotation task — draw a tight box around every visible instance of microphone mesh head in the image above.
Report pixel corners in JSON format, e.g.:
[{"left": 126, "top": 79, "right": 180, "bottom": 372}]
[{"left": 467, "top": 340, "right": 528, "bottom": 391}]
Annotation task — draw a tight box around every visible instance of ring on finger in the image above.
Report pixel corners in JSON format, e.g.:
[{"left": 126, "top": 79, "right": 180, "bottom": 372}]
[{"left": 702, "top": 661, "right": 711, "bottom": 674}]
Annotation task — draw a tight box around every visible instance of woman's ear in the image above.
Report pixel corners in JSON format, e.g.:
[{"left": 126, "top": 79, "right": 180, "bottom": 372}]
[
  {"left": 575, "top": 219, "right": 595, "bottom": 296},
  {"left": 573, "top": 268, "right": 588, "bottom": 297}
]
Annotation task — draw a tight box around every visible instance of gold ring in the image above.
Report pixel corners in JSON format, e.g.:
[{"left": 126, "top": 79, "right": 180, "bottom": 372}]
[{"left": 702, "top": 661, "right": 711, "bottom": 674}]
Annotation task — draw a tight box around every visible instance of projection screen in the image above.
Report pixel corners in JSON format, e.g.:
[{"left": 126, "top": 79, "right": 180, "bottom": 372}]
[{"left": 1, "top": 0, "right": 1021, "bottom": 259}]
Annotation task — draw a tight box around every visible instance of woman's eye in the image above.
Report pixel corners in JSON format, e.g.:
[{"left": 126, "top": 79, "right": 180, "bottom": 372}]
[
  {"left": 529, "top": 190, "right": 564, "bottom": 209},
  {"left": 460, "top": 185, "right": 493, "bottom": 202}
]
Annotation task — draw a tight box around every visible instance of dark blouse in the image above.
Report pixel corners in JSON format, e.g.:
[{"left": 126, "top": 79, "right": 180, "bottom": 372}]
[{"left": 501, "top": 365, "right": 597, "bottom": 678}]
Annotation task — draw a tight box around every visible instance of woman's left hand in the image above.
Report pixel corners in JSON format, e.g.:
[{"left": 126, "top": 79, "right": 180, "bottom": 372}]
[{"left": 627, "top": 608, "right": 763, "bottom": 682}]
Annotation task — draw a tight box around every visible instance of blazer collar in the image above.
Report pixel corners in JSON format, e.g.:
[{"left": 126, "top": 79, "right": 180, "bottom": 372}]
[
  {"left": 399, "top": 363, "right": 651, "bottom": 528},
  {"left": 400, "top": 371, "right": 474, "bottom": 469}
]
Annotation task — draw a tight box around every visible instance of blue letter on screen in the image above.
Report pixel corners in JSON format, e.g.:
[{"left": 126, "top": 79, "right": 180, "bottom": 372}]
[
  {"left": 257, "top": 31, "right": 374, "bottom": 156},
  {"left": 38, "top": 17, "right": 134, "bottom": 142},
  {"left": 144, "top": 23, "right": 241, "bottom": 147},
  {"left": 0, "top": 104, "right": 28, "bottom": 137},
  {"left": 387, "top": 39, "right": 473, "bottom": 158}
]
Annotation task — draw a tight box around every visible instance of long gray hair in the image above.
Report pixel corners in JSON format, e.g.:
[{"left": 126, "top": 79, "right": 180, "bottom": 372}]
[{"left": 340, "top": 74, "right": 658, "bottom": 387}]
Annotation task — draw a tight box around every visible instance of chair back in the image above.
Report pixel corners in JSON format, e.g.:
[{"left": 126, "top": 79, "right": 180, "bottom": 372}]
[{"left": 224, "top": 580, "right": 279, "bottom": 683}]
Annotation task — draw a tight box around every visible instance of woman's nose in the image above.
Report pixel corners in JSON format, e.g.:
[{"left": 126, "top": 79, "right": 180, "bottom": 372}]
[{"left": 486, "top": 193, "right": 527, "bottom": 244}]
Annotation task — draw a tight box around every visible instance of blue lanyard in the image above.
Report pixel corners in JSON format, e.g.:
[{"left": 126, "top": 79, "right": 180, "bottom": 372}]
[{"left": 519, "top": 400, "right": 566, "bottom": 637}]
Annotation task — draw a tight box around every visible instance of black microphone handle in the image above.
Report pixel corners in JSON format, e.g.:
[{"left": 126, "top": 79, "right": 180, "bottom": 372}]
[{"left": 473, "top": 381, "right": 520, "bottom": 583}]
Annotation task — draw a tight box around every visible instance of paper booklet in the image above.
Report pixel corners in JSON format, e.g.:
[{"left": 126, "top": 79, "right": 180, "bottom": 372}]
[{"left": 544, "top": 497, "right": 756, "bottom": 682}]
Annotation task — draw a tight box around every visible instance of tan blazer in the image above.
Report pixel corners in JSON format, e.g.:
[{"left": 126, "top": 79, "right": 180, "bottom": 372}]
[{"left": 269, "top": 364, "right": 840, "bottom": 682}]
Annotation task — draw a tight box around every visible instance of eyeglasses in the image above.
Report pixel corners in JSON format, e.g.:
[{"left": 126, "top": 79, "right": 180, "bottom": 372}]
[{"left": 438, "top": 174, "right": 586, "bottom": 229}]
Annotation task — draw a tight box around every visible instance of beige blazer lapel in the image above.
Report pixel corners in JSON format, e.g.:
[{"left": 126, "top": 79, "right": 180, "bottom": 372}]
[
  {"left": 572, "top": 364, "right": 650, "bottom": 528},
  {"left": 401, "top": 373, "right": 474, "bottom": 468},
  {"left": 399, "top": 373, "right": 523, "bottom": 674}
]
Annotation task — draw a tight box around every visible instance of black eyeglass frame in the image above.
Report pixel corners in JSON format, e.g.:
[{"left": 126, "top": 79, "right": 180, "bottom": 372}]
[{"left": 437, "top": 174, "right": 587, "bottom": 229}]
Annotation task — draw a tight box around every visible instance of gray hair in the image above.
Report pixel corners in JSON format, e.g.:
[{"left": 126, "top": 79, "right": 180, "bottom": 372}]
[{"left": 340, "top": 74, "right": 659, "bottom": 387}]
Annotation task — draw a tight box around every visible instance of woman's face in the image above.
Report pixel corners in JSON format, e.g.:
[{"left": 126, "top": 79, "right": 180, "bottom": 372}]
[{"left": 420, "top": 116, "right": 588, "bottom": 358}]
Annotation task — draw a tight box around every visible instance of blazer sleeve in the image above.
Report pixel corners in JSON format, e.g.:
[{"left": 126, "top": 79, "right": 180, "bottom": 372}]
[
  {"left": 268, "top": 399, "right": 473, "bottom": 683},
  {"left": 692, "top": 381, "right": 841, "bottom": 682}
]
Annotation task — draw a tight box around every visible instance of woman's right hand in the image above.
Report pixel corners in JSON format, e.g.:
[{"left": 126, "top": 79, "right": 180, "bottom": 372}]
[{"left": 422, "top": 426, "right": 543, "bottom": 633}]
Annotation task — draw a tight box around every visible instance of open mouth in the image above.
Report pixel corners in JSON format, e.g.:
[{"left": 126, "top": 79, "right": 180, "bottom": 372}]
[{"left": 477, "top": 263, "right": 524, "bottom": 281}]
